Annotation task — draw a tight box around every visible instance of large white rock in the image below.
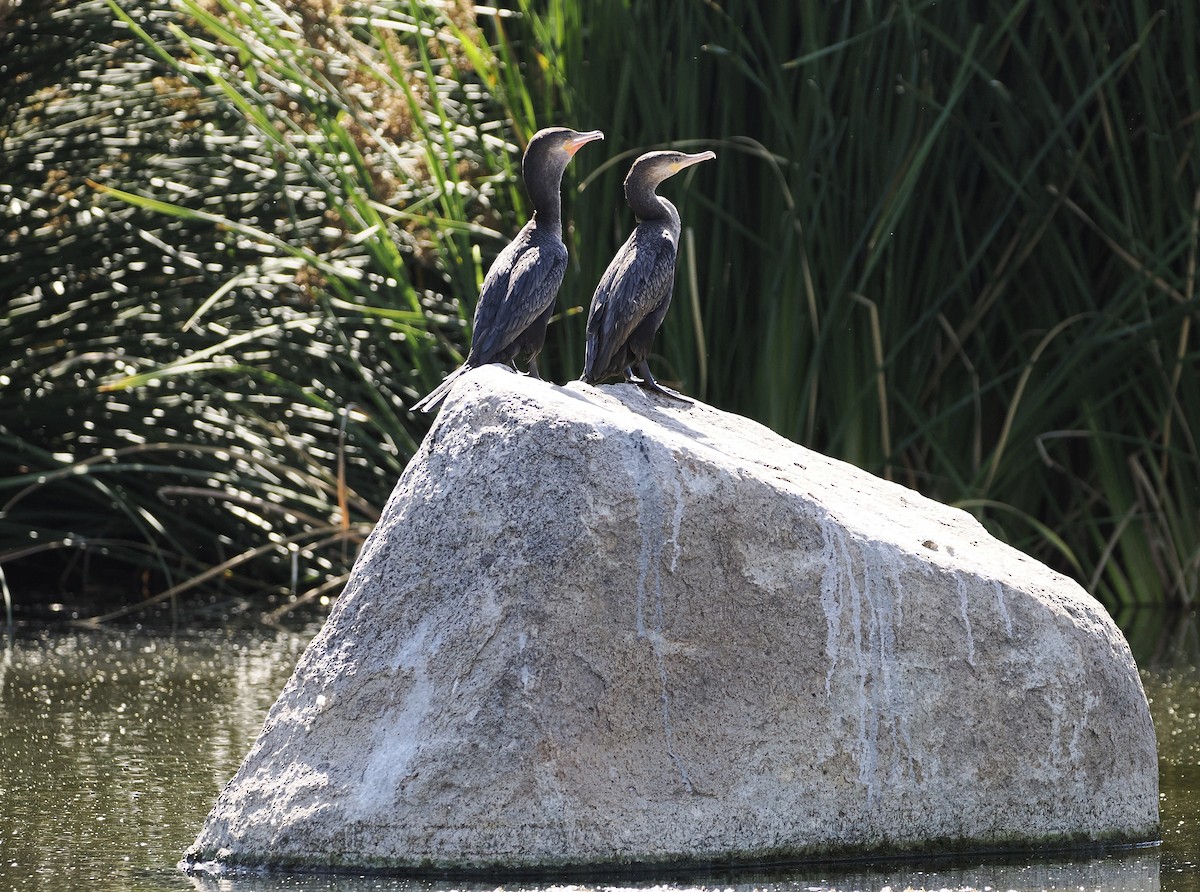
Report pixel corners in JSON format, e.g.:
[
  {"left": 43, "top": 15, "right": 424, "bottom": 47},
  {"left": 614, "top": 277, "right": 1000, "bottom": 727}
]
[{"left": 186, "top": 365, "right": 1158, "bottom": 873}]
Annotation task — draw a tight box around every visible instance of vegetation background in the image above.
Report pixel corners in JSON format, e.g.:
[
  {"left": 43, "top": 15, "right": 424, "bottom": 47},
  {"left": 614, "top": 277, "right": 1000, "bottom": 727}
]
[{"left": 1, "top": 0, "right": 1197, "bottom": 623}]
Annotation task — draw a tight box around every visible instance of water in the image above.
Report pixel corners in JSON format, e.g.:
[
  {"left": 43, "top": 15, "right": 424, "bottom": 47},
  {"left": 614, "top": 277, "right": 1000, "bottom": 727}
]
[{"left": 0, "top": 614, "right": 1197, "bottom": 892}]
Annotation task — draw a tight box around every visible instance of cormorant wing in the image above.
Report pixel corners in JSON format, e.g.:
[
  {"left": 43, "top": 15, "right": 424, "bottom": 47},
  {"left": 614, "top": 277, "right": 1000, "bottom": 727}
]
[
  {"left": 469, "top": 239, "right": 568, "bottom": 362},
  {"left": 586, "top": 226, "right": 677, "bottom": 377}
]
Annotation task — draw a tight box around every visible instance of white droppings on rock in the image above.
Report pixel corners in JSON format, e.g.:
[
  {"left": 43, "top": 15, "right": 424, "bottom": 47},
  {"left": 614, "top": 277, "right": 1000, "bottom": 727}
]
[
  {"left": 815, "top": 517, "right": 919, "bottom": 807},
  {"left": 957, "top": 574, "right": 977, "bottom": 667},
  {"left": 353, "top": 617, "right": 439, "bottom": 817},
  {"left": 995, "top": 579, "right": 1014, "bottom": 639},
  {"left": 667, "top": 471, "right": 685, "bottom": 573},
  {"left": 620, "top": 432, "right": 692, "bottom": 793},
  {"left": 817, "top": 511, "right": 846, "bottom": 696}
]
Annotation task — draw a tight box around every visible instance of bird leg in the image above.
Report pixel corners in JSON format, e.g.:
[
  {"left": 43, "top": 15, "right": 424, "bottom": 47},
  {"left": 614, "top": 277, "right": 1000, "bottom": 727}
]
[
  {"left": 630, "top": 361, "right": 691, "bottom": 403},
  {"left": 526, "top": 353, "right": 543, "bottom": 380}
]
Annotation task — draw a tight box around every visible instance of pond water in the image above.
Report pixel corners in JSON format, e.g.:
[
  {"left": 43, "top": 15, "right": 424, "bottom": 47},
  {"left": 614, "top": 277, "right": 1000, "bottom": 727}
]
[{"left": 0, "top": 612, "right": 1197, "bottom": 892}]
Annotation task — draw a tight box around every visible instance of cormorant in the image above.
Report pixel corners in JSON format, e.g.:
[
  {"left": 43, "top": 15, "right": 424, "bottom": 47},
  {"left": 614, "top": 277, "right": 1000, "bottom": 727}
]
[
  {"left": 413, "top": 126, "right": 604, "bottom": 413},
  {"left": 581, "top": 149, "right": 715, "bottom": 399}
]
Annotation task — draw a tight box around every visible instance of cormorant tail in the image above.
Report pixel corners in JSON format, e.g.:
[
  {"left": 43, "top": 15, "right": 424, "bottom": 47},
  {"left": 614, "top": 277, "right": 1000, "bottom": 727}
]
[{"left": 412, "top": 365, "right": 469, "bottom": 414}]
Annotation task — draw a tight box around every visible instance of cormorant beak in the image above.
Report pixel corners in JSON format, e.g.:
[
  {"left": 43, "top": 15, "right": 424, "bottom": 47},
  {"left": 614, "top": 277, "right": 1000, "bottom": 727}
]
[
  {"left": 564, "top": 130, "right": 605, "bottom": 157},
  {"left": 671, "top": 150, "right": 716, "bottom": 172}
]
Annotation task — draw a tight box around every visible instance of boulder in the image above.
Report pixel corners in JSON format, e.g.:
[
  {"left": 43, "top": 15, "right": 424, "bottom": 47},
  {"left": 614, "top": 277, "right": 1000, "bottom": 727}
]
[{"left": 185, "top": 365, "right": 1158, "bottom": 874}]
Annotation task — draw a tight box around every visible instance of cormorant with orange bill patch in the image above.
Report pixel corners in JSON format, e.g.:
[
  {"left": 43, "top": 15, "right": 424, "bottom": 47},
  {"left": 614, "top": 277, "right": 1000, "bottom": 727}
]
[
  {"left": 581, "top": 149, "right": 715, "bottom": 400},
  {"left": 413, "top": 127, "right": 604, "bottom": 413}
]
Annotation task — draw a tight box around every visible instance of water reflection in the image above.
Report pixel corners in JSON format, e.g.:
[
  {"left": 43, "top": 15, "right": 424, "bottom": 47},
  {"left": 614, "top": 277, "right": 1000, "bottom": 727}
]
[
  {"left": 0, "top": 624, "right": 314, "bottom": 892},
  {"left": 1136, "top": 610, "right": 1200, "bottom": 890},
  {"left": 181, "top": 853, "right": 1162, "bottom": 892},
  {"left": 0, "top": 612, "right": 1197, "bottom": 892}
]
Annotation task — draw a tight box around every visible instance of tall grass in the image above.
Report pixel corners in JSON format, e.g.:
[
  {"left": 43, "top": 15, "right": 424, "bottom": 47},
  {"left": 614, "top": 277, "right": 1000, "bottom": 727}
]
[{"left": 2, "top": 0, "right": 1196, "bottom": 615}]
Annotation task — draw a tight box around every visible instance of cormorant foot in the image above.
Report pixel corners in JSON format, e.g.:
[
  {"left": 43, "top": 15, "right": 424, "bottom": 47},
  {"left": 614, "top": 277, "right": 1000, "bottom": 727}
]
[
  {"left": 635, "top": 377, "right": 692, "bottom": 403},
  {"left": 631, "top": 361, "right": 691, "bottom": 403}
]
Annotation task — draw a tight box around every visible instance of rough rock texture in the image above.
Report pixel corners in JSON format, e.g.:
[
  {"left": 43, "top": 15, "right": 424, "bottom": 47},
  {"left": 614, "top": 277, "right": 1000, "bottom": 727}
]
[{"left": 186, "top": 365, "right": 1158, "bottom": 873}]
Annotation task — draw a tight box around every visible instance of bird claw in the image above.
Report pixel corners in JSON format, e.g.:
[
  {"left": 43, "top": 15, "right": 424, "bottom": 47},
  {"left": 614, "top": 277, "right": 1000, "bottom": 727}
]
[
  {"left": 636, "top": 378, "right": 692, "bottom": 403},
  {"left": 624, "top": 364, "right": 691, "bottom": 403}
]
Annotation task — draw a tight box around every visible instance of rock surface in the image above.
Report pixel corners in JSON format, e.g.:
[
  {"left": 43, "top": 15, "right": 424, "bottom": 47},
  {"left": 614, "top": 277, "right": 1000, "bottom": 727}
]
[{"left": 186, "top": 365, "right": 1158, "bottom": 873}]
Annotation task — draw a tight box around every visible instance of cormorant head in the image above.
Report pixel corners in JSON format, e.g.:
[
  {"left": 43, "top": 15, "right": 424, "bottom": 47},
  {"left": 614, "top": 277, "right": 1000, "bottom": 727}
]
[
  {"left": 624, "top": 149, "right": 716, "bottom": 196},
  {"left": 522, "top": 127, "right": 605, "bottom": 187}
]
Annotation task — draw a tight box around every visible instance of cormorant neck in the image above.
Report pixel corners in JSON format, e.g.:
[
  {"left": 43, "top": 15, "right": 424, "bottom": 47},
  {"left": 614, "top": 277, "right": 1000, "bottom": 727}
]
[
  {"left": 628, "top": 179, "right": 680, "bottom": 233},
  {"left": 526, "top": 171, "right": 564, "bottom": 236}
]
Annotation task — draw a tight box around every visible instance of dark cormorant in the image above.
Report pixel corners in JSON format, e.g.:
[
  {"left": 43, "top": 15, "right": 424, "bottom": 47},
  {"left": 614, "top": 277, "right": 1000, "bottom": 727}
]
[
  {"left": 413, "top": 126, "right": 604, "bottom": 413},
  {"left": 581, "top": 149, "right": 715, "bottom": 399}
]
